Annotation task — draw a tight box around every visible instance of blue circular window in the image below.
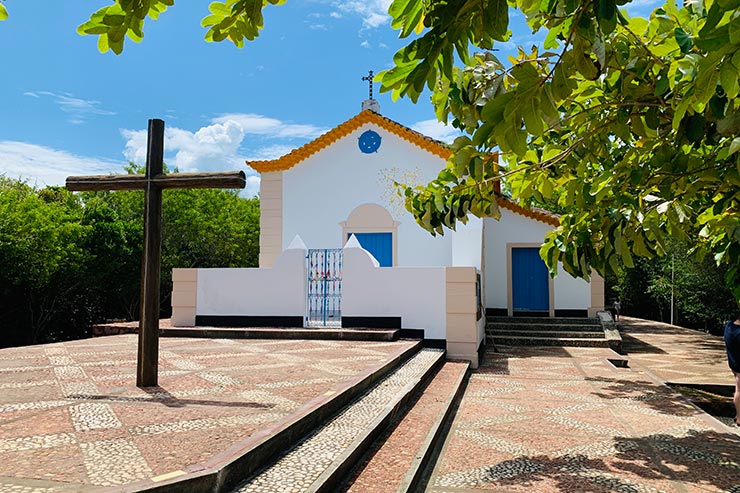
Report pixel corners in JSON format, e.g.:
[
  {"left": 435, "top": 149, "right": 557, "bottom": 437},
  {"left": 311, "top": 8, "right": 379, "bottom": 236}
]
[{"left": 358, "top": 130, "right": 381, "bottom": 154}]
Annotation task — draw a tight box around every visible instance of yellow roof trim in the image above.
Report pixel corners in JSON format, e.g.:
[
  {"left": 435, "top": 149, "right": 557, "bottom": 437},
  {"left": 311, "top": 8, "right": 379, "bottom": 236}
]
[
  {"left": 246, "top": 110, "right": 452, "bottom": 173},
  {"left": 496, "top": 195, "right": 560, "bottom": 227}
]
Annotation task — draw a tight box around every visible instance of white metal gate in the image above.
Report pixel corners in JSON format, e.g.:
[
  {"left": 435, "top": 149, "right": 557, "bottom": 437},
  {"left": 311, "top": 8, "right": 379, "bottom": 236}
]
[{"left": 305, "top": 249, "right": 342, "bottom": 327}]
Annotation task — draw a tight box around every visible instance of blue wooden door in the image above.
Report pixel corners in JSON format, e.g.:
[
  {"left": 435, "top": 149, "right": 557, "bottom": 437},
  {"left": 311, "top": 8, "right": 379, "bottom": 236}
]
[
  {"left": 512, "top": 247, "right": 549, "bottom": 311},
  {"left": 348, "top": 232, "right": 392, "bottom": 267}
]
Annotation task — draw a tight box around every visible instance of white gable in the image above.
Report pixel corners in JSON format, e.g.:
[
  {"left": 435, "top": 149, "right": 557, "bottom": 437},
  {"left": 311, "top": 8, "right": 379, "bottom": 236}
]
[{"left": 281, "top": 122, "right": 457, "bottom": 266}]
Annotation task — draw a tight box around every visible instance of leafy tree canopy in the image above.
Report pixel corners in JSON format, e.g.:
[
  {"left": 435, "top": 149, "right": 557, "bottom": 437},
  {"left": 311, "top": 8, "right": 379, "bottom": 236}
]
[
  {"left": 4, "top": 0, "right": 739, "bottom": 298},
  {"left": 0, "top": 171, "right": 259, "bottom": 347}
]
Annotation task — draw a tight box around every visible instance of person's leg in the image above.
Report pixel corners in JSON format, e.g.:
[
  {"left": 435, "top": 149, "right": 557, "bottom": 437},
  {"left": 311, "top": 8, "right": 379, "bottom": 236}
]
[{"left": 734, "top": 372, "right": 740, "bottom": 425}]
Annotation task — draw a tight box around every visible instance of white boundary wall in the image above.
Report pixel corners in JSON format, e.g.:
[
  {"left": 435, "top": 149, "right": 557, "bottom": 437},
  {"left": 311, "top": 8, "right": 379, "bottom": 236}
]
[
  {"left": 342, "top": 244, "right": 447, "bottom": 340},
  {"left": 196, "top": 248, "right": 307, "bottom": 317},
  {"left": 171, "top": 241, "right": 483, "bottom": 365}
]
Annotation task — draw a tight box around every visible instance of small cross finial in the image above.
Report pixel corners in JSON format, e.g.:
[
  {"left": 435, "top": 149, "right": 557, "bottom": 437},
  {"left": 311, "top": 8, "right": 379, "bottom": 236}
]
[{"left": 362, "top": 70, "right": 374, "bottom": 100}]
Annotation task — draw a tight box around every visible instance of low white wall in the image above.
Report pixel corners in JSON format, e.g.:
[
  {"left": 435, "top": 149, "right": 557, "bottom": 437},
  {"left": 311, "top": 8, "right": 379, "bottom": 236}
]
[
  {"left": 196, "top": 248, "right": 306, "bottom": 317},
  {"left": 342, "top": 246, "right": 447, "bottom": 340}
]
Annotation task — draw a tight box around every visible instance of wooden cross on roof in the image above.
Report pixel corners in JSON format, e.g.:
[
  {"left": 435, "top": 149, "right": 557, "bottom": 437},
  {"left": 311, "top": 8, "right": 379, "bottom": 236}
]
[{"left": 66, "top": 119, "right": 246, "bottom": 388}]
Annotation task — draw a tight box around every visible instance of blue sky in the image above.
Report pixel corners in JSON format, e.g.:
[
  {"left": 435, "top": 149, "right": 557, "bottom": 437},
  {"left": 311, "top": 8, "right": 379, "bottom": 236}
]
[{"left": 0, "top": 1, "right": 660, "bottom": 196}]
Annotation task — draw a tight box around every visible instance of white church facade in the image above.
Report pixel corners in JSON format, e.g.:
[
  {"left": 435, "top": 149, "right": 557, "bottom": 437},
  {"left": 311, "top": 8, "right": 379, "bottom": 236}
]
[{"left": 170, "top": 105, "right": 604, "bottom": 367}]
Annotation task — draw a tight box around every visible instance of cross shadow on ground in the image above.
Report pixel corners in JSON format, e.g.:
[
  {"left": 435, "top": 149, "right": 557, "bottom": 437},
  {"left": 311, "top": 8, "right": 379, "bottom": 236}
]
[{"left": 66, "top": 387, "right": 275, "bottom": 409}]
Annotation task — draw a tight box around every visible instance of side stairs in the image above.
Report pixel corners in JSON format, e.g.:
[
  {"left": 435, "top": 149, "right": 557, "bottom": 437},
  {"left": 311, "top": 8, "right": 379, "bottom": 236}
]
[
  {"left": 487, "top": 316, "right": 613, "bottom": 348},
  {"left": 227, "top": 350, "right": 469, "bottom": 493}
]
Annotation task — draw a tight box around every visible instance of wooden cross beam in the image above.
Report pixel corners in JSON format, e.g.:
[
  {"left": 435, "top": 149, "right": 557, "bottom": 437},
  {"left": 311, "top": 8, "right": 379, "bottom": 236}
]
[{"left": 66, "top": 119, "right": 246, "bottom": 388}]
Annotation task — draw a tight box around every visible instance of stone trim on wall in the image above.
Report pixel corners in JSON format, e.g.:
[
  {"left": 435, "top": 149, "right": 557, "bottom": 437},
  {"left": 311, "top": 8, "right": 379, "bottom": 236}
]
[
  {"left": 445, "top": 267, "right": 481, "bottom": 369},
  {"left": 171, "top": 268, "right": 197, "bottom": 326},
  {"left": 259, "top": 171, "right": 283, "bottom": 268},
  {"left": 588, "top": 270, "right": 605, "bottom": 317}
]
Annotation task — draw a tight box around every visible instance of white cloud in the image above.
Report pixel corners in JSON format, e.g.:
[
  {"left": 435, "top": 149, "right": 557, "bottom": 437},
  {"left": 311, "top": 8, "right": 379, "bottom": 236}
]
[
  {"left": 120, "top": 114, "right": 329, "bottom": 198},
  {"left": 0, "top": 111, "right": 325, "bottom": 198},
  {"left": 625, "top": 0, "right": 663, "bottom": 9},
  {"left": 0, "top": 141, "right": 123, "bottom": 188},
  {"left": 411, "top": 119, "right": 462, "bottom": 144},
  {"left": 249, "top": 144, "right": 296, "bottom": 161},
  {"left": 121, "top": 121, "right": 246, "bottom": 174},
  {"left": 244, "top": 175, "right": 261, "bottom": 197},
  {"left": 334, "top": 0, "right": 392, "bottom": 29},
  {"left": 211, "top": 113, "right": 328, "bottom": 139},
  {"left": 24, "top": 91, "right": 115, "bottom": 124},
  {"left": 360, "top": 40, "right": 371, "bottom": 48}
]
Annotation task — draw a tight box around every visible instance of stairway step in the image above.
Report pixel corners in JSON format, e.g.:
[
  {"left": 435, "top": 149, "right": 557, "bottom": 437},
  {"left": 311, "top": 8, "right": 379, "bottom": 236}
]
[
  {"left": 340, "top": 361, "right": 469, "bottom": 493},
  {"left": 486, "top": 323, "right": 601, "bottom": 332},
  {"left": 487, "top": 316, "right": 599, "bottom": 325},
  {"left": 230, "top": 348, "right": 446, "bottom": 493},
  {"left": 487, "top": 329, "right": 605, "bottom": 339},
  {"left": 161, "top": 326, "right": 399, "bottom": 342},
  {"left": 490, "top": 335, "right": 611, "bottom": 347}
]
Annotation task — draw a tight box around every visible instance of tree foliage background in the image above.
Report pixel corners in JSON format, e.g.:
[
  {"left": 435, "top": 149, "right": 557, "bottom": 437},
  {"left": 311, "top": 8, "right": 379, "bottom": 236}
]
[
  {"left": 0, "top": 168, "right": 259, "bottom": 348},
  {"left": 9, "top": 0, "right": 733, "bottom": 304},
  {"left": 3, "top": 0, "right": 739, "bottom": 332},
  {"left": 608, "top": 240, "right": 737, "bottom": 330}
]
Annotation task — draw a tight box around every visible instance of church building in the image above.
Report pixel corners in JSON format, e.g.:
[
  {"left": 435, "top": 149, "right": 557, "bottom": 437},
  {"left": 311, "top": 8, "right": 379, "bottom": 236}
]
[
  {"left": 170, "top": 99, "right": 604, "bottom": 367},
  {"left": 251, "top": 100, "right": 602, "bottom": 316}
]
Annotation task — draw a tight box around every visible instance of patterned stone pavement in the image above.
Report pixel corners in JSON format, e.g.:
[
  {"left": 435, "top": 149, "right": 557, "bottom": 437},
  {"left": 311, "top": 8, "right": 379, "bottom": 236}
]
[
  {"left": 0, "top": 335, "right": 417, "bottom": 492},
  {"left": 619, "top": 316, "right": 735, "bottom": 386},
  {"left": 427, "top": 346, "right": 740, "bottom": 493}
]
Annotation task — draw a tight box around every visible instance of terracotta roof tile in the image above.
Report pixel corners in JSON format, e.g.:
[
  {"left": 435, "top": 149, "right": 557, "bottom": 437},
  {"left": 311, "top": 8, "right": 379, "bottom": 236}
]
[
  {"left": 246, "top": 110, "right": 451, "bottom": 173},
  {"left": 248, "top": 110, "right": 559, "bottom": 227},
  {"left": 495, "top": 194, "right": 560, "bottom": 227}
]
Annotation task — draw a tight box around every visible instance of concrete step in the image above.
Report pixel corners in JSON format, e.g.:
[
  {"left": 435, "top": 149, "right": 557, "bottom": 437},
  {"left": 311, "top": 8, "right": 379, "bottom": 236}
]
[
  {"left": 228, "top": 348, "right": 447, "bottom": 493},
  {"left": 160, "top": 326, "right": 399, "bottom": 342},
  {"left": 487, "top": 322, "right": 601, "bottom": 332},
  {"left": 339, "top": 361, "right": 470, "bottom": 493},
  {"left": 490, "top": 335, "right": 611, "bottom": 347},
  {"left": 487, "top": 316, "right": 599, "bottom": 325},
  {"left": 488, "top": 329, "right": 605, "bottom": 339}
]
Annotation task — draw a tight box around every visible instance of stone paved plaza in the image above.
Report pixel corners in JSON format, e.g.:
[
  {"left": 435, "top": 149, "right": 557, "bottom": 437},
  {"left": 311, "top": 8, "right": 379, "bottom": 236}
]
[
  {"left": 0, "top": 335, "right": 417, "bottom": 492},
  {"left": 1, "top": 318, "right": 739, "bottom": 493},
  {"left": 427, "top": 345, "right": 740, "bottom": 492},
  {"left": 619, "top": 316, "right": 735, "bottom": 386}
]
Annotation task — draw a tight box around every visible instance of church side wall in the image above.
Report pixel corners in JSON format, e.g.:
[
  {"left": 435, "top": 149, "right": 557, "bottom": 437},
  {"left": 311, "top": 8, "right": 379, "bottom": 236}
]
[
  {"left": 452, "top": 216, "right": 484, "bottom": 270},
  {"left": 483, "top": 209, "right": 591, "bottom": 313},
  {"left": 281, "top": 123, "right": 456, "bottom": 267}
]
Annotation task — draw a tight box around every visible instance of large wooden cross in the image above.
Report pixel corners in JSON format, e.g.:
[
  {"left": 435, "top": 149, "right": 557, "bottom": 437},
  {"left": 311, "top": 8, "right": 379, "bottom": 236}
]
[{"left": 66, "top": 119, "right": 246, "bottom": 388}]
